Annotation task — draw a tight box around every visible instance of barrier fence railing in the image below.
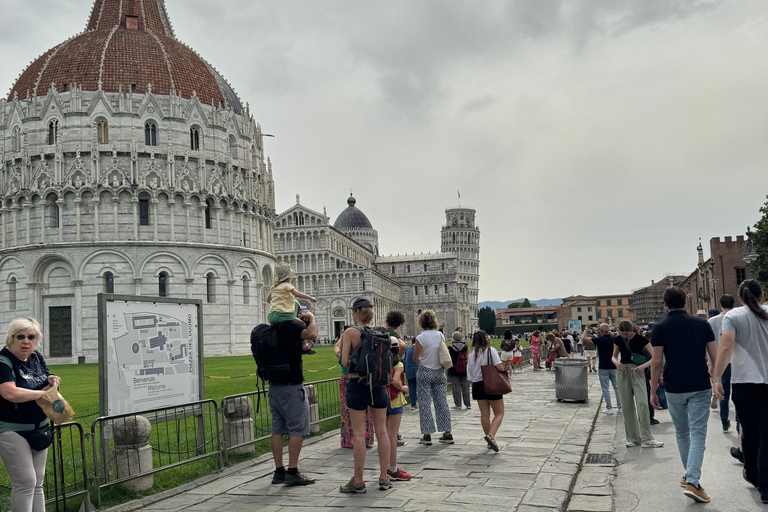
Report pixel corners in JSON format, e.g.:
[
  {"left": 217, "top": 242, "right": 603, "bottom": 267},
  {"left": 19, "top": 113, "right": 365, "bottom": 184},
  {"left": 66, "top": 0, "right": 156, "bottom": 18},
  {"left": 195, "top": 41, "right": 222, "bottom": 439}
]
[
  {"left": 89, "top": 399, "right": 221, "bottom": 508},
  {"left": 45, "top": 422, "right": 91, "bottom": 512},
  {"left": 219, "top": 377, "right": 341, "bottom": 465}
]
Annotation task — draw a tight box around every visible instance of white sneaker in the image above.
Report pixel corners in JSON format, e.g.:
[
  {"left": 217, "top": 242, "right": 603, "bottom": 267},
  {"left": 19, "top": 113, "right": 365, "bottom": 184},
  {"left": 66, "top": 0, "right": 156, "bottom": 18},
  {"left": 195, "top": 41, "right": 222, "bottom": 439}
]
[
  {"left": 641, "top": 440, "right": 664, "bottom": 448},
  {"left": 602, "top": 408, "right": 616, "bottom": 415},
  {"left": 626, "top": 441, "right": 638, "bottom": 447}
]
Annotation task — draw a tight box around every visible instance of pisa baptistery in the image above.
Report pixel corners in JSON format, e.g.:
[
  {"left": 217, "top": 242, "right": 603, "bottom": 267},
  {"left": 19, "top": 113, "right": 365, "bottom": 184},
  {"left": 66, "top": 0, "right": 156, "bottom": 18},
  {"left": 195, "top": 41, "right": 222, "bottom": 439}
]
[{"left": 0, "top": 0, "right": 277, "bottom": 361}]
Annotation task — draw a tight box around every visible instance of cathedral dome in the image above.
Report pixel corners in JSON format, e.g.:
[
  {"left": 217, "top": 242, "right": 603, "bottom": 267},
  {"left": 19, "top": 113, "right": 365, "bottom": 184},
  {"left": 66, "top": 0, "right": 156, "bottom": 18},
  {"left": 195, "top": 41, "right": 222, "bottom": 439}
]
[
  {"left": 334, "top": 194, "right": 373, "bottom": 231},
  {"left": 8, "top": 0, "right": 242, "bottom": 114}
]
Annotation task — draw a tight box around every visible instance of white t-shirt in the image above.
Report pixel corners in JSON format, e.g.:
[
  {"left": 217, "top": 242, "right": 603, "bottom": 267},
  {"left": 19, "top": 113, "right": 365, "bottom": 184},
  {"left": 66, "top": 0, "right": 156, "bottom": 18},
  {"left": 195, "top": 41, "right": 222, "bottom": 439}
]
[
  {"left": 416, "top": 330, "right": 445, "bottom": 370},
  {"left": 709, "top": 313, "right": 724, "bottom": 347},
  {"left": 467, "top": 347, "right": 502, "bottom": 383},
  {"left": 722, "top": 305, "right": 768, "bottom": 385}
]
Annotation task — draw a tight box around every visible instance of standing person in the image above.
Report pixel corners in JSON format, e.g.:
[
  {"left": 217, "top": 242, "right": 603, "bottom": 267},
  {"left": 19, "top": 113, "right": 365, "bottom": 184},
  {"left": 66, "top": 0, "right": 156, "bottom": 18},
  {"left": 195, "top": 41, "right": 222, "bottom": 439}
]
[
  {"left": 451, "top": 326, "right": 463, "bottom": 342},
  {"left": 582, "top": 329, "right": 597, "bottom": 372},
  {"left": 642, "top": 329, "right": 659, "bottom": 426},
  {"left": 713, "top": 280, "right": 768, "bottom": 503},
  {"left": 0, "top": 318, "right": 60, "bottom": 512},
  {"left": 467, "top": 330, "right": 505, "bottom": 452},
  {"left": 448, "top": 331, "right": 471, "bottom": 409},
  {"left": 612, "top": 320, "right": 663, "bottom": 449},
  {"left": 564, "top": 332, "right": 574, "bottom": 359},
  {"left": 413, "top": 310, "right": 454, "bottom": 445},
  {"left": 386, "top": 338, "right": 411, "bottom": 482},
  {"left": 339, "top": 298, "right": 391, "bottom": 493},
  {"left": 530, "top": 330, "right": 542, "bottom": 371},
  {"left": 582, "top": 324, "right": 621, "bottom": 413},
  {"left": 500, "top": 330, "right": 515, "bottom": 377},
  {"left": 267, "top": 311, "right": 318, "bottom": 487},
  {"left": 709, "top": 295, "right": 735, "bottom": 432},
  {"left": 649, "top": 286, "right": 717, "bottom": 503},
  {"left": 512, "top": 340, "right": 524, "bottom": 374},
  {"left": 404, "top": 339, "right": 419, "bottom": 410},
  {"left": 335, "top": 332, "right": 374, "bottom": 449}
]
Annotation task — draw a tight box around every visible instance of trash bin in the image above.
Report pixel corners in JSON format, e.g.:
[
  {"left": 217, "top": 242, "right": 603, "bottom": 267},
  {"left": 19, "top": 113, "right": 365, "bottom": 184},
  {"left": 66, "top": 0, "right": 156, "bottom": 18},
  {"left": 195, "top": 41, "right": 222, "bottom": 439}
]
[{"left": 555, "top": 358, "right": 588, "bottom": 402}]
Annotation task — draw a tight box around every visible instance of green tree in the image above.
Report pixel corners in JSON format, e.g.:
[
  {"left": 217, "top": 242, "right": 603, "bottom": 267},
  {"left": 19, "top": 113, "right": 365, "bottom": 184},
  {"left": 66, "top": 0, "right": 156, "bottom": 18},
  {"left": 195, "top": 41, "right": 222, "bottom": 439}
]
[
  {"left": 530, "top": 313, "right": 538, "bottom": 324},
  {"left": 478, "top": 306, "right": 496, "bottom": 333},
  {"left": 522, "top": 298, "right": 532, "bottom": 308},
  {"left": 749, "top": 196, "right": 768, "bottom": 290},
  {"left": 507, "top": 302, "right": 524, "bottom": 308},
  {"left": 514, "top": 316, "right": 521, "bottom": 325}
]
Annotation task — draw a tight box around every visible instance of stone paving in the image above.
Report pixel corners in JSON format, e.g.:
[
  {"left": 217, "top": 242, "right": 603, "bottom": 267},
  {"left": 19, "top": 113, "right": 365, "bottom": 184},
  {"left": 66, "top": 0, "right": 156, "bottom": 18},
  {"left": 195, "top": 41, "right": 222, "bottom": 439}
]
[{"left": 108, "top": 370, "right": 605, "bottom": 512}]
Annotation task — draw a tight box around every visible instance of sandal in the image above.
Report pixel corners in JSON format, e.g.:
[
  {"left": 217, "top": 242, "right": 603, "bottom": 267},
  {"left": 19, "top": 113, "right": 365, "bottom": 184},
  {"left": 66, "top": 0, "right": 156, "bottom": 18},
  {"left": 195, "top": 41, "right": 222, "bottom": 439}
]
[{"left": 484, "top": 434, "right": 499, "bottom": 452}]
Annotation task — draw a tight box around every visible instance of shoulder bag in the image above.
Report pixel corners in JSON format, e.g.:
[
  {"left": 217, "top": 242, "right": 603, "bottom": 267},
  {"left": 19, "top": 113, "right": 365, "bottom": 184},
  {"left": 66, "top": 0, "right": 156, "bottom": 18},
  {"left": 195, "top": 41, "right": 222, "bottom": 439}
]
[
  {"left": 481, "top": 349, "right": 511, "bottom": 395},
  {"left": 438, "top": 340, "right": 453, "bottom": 370},
  {"left": 621, "top": 337, "right": 648, "bottom": 366}
]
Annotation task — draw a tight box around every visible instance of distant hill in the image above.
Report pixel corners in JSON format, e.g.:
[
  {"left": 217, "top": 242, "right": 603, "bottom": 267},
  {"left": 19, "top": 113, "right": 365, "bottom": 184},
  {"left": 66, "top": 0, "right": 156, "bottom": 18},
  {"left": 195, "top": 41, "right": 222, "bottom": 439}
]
[{"left": 479, "top": 298, "right": 563, "bottom": 311}]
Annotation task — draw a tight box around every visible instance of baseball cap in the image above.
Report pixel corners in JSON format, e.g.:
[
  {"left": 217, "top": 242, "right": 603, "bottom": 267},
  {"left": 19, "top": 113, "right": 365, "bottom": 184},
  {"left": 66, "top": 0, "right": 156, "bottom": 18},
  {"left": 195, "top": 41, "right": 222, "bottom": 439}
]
[
  {"left": 348, "top": 298, "right": 373, "bottom": 310},
  {"left": 708, "top": 308, "right": 720, "bottom": 318}
]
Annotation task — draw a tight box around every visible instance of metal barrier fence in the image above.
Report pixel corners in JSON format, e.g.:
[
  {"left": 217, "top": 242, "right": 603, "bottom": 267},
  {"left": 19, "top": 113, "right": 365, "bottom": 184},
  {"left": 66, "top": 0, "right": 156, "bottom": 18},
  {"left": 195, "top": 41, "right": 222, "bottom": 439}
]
[
  {"left": 220, "top": 378, "right": 341, "bottom": 465},
  {"left": 45, "top": 422, "right": 90, "bottom": 512},
  {"left": 89, "top": 399, "right": 221, "bottom": 508}
]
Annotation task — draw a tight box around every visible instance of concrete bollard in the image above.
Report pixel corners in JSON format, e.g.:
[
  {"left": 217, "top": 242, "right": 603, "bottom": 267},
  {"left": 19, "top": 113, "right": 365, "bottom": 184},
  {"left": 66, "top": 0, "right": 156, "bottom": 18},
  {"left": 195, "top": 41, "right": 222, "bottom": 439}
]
[
  {"left": 112, "top": 415, "right": 153, "bottom": 491},
  {"left": 223, "top": 396, "right": 254, "bottom": 455},
  {"left": 305, "top": 384, "right": 319, "bottom": 434}
]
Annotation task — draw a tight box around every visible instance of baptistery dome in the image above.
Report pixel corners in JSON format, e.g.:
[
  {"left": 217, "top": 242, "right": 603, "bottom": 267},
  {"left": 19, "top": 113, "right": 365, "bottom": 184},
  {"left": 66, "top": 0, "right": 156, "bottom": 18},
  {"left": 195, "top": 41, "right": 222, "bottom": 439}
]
[
  {"left": 0, "top": 0, "right": 277, "bottom": 362},
  {"left": 333, "top": 194, "right": 378, "bottom": 256}
]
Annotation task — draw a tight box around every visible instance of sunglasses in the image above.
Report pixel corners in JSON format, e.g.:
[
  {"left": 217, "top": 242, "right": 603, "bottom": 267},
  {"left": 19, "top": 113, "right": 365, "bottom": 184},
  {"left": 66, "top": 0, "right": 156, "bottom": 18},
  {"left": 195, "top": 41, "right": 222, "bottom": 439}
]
[{"left": 15, "top": 334, "right": 37, "bottom": 341}]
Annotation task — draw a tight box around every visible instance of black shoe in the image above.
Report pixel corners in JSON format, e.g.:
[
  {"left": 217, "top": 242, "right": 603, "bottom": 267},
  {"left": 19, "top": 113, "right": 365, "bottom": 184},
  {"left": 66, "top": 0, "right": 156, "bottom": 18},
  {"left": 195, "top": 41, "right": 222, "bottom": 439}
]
[
  {"left": 303, "top": 349, "right": 317, "bottom": 355},
  {"left": 650, "top": 418, "right": 660, "bottom": 425},
  {"left": 761, "top": 493, "right": 768, "bottom": 504},
  {"left": 723, "top": 420, "right": 731, "bottom": 432},
  {"left": 731, "top": 446, "right": 745, "bottom": 464},
  {"left": 271, "top": 471, "right": 285, "bottom": 484},
  {"left": 419, "top": 434, "right": 432, "bottom": 445},
  {"left": 284, "top": 471, "right": 315, "bottom": 486},
  {"left": 439, "top": 433, "right": 454, "bottom": 444}
]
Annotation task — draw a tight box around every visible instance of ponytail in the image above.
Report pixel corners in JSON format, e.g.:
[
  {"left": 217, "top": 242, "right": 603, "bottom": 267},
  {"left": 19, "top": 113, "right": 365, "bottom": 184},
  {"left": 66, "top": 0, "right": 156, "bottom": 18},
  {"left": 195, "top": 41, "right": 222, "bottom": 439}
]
[{"left": 739, "top": 279, "right": 768, "bottom": 321}]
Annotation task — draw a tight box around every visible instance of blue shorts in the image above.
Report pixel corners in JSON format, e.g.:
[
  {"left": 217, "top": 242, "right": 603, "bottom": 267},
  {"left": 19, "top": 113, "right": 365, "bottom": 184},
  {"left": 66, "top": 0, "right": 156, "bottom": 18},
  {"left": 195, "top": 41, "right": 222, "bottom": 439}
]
[
  {"left": 387, "top": 403, "right": 404, "bottom": 416},
  {"left": 346, "top": 378, "right": 388, "bottom": 410}
]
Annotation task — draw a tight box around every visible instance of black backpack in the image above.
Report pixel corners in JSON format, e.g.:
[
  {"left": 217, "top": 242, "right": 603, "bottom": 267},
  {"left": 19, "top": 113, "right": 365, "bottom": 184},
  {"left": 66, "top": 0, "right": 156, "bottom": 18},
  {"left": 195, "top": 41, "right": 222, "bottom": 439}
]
[
  {"left": 250, "top": 323, "right": 291, "bottom": 381},
  {"left": 349, "top": 326, "right": 393, "bottom": 387}
]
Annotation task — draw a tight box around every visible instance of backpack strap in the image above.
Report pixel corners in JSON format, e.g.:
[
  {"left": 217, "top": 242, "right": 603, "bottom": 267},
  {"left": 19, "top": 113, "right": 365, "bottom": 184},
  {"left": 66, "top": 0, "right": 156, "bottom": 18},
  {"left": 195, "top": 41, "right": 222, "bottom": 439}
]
[{"left": 0, "top": 355, "right": 15, "bottom": 381}]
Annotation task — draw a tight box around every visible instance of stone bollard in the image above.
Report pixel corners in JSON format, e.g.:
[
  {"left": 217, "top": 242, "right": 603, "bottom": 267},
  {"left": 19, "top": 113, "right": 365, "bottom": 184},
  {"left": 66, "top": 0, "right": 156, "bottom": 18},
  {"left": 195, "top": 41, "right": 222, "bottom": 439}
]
[
  {"left": 112, "top": 415, "right": 153, "bottom": 491},
  {"left": 223, "top": 397, "right": 254, "bottom": 455},
  {"left": 305, "top": 384, "right": 319, "bottom": 434}
]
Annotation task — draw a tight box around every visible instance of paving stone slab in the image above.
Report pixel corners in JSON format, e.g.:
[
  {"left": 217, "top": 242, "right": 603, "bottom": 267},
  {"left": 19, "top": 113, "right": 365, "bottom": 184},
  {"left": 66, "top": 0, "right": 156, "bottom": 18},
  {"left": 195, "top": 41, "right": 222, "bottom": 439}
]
[
  {"left": 572, "top": 468, "right": 613, "bottom": 496},
  {"left": 532, "top": 472, "right": 575, "bottom": 492},
  {"left": 566, "top": 494, "right": 612, "bottom": 512},
  {"left": 521, "top": 488, "right": 570, "bottom": 509}
]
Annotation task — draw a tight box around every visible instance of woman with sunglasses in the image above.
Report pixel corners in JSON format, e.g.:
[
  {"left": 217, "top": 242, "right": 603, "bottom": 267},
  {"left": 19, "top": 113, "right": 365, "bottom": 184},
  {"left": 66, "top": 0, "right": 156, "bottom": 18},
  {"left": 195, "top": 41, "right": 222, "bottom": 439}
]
[{"left": 0, "top": 318, "right": 61, "bottom": 512}]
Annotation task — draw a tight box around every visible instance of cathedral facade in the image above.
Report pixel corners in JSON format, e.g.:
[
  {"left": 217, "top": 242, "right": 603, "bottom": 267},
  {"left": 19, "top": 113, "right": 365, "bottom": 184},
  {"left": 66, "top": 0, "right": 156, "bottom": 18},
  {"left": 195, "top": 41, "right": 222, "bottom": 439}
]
[
  {"left": 0, "top": 0, "right": 276, "bottom": 362},
  {"left": 274, "top": 195, "right": 480, "bottom": 338}
]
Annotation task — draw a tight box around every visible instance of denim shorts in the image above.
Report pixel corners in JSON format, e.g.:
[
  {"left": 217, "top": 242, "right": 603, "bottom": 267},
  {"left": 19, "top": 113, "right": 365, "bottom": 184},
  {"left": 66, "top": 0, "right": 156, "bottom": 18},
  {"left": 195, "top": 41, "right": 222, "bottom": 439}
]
[
  {"left": 387, "top": 403, "right": 404, "bottom": 416},
  {"left": 346, "top": 378, "right": 388, "bottom": 410}
]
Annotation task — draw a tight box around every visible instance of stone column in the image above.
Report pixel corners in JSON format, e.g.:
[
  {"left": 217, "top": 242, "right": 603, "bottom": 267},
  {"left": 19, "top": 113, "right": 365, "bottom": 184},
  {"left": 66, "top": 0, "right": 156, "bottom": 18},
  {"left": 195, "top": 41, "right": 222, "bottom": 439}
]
[
  {"left": 151, "top": 199, "right": 159, "bottom": 241},
  {"left": 228, "top": 279, "right": 236, "bottom": 353},
  {"left": 92, "top": 199, "right": 100, "bottom": 241},
  {"left": 112, "top": 197, "right": 120, "bottom": 240},
  {"left": 228, "top": 207, "right": 234, "bottom": 246},
  {"left": 168, "top": 198, "right": 176, "bottom": 241},
  {"left": 183, "top": 202, "right": 191, "bottom": 242},
  {"left": 222, "top": 397, "right": 254, "bottom": 455},
  {"left": 26, "top": 283, "right": 40, "bottom": 320},
  {"left": 23, "top": 203, "right": 32, "bottom": 245},
  {"left": 112, "top": 415, "right": 153, "bottom": 491},
  {"left": 215, "top": 206, "right": 222, "bottom": 244},
  {"left": 132, "top": 199, "right": 139, "bottom": 240},
  {"left": 72, "top": 280, "right": 83, "bottom": 359},
  {"left": 56, "top": 200, "right": 65, "bottom": 242},
  {"left": 133, "top": 278, "right": 142, "bottom": 296},
  {"left": 0, "top": 208, "right": 7, "bottom": 247},
  {"left": 199, "top": 205, "right": 207, "bottom": 243},
  {"left": 305, "top": 385, "right": 319, "bottom": 434},
  {"left": 74, "top": 199, "right": 83, "bottom": 242},
  {"left": 186, "top": 278, "right": 195, "bottom": 299},
  {"left": 39, "top": 204, "right": 45, "bottom": 243},
  {"left": 11, "top": 206, "right": 19, "bottom": 246}
]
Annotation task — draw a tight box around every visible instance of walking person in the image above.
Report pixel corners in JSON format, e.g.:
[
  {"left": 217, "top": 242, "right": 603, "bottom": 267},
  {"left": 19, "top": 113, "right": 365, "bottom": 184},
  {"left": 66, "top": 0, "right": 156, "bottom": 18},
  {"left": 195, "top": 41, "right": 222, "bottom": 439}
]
[
  {"left": 404, "top": 338, "right": 419, "bottom": 410},
  {"left": 0, "top": 318, "right": 60, "bottom": 512},
  {"left": 582, "top": 329, "right": 598, "bottom": 372},
  {"left": 612, "top": 320, "right": 663, "bottom": 449},
  {"left": 467, "top": 330, "right": 505, "bottom": 452},
  {"left": 530, "top": 330, "right": 542, "bottom": 371},
  {"left": 649, "top": 287, "right": 717, "bottom": 503},
  {"left": 500, "top": 330, "right": 515, "bottom": 377},
  {"left": 448, "top": 331, "right": 471, "bottom": 409},
  {"left": 709, "top": 295, "right": 736, "bottom": 432},
  {"left": 413, "top": 310, "right": 454, "bottom": 445},
  {"left": 713, "top": 280, "right": 768, "bottom": 503},
  {"left": 582, "top": 324, "right": 621, "bottom": 413},
  {"left": 339, "top": 298, "right": 391, "bottom": 493}
]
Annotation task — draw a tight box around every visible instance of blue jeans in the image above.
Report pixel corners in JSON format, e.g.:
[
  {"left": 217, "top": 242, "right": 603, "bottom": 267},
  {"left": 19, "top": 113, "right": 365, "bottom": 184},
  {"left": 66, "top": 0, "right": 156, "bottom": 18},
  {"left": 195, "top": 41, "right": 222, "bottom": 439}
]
[
  {"left": 598, "top": 369, "right": 621, "bottom": 409},
  {"left": 666, "top": 389, "right": 710, "bottom": 487},
  {"left": 407, "top": 378, "right": 418, "bottom": 408}
]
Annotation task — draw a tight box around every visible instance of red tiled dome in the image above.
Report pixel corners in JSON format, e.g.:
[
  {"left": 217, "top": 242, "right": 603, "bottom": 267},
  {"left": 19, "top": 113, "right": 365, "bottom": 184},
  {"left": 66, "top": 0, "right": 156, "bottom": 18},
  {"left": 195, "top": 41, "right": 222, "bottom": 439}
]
[{"left": 9, "top": 0, "right": 243, "bottom": 114}]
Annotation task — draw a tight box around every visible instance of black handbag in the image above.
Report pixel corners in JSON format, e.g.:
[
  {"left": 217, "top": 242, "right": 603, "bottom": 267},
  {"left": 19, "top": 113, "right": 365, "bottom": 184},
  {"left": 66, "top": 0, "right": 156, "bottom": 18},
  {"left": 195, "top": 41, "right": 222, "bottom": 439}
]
[{"left": 17, "top": 422, "right": 53, "bottom": 451}]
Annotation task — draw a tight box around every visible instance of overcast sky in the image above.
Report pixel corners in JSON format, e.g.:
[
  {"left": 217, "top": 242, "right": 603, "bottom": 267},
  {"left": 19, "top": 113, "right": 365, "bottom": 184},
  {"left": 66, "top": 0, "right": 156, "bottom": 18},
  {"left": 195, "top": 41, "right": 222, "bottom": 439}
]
[{"left": 2, "top": 0, "right": 767, "bottom": 301}]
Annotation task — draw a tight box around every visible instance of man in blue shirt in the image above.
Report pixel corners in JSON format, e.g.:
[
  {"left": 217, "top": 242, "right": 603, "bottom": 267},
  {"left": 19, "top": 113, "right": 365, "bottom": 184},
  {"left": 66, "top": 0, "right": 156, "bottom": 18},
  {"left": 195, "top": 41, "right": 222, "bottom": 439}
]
[{"left": 650, "top": 286, "right": 717, "bottom": 503}]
